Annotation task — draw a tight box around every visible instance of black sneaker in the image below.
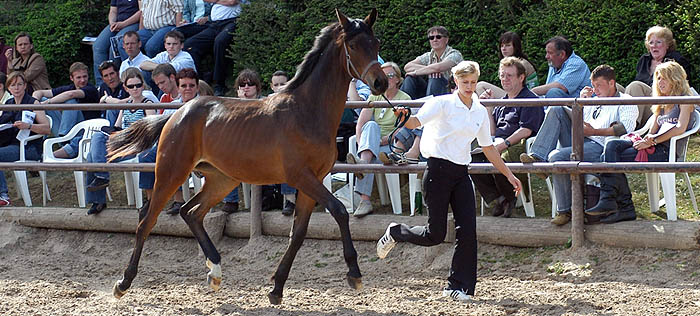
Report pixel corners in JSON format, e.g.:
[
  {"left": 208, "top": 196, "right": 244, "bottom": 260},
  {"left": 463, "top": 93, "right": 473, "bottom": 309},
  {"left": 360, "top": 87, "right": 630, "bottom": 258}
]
[
  {"left": 281, "top": 200, "right": 295, "bottom": 216},
  {"left": 87, "top": 203, "right": 107, "bottom": 215},
  {"left": 221, "top": 201, "right": 239, "bottom": 214},
  {"left": 165, "top": 201, "right": 184, "bottom": 215},
  {"left": 87, "top": 177, "right": 109, "bottom": 192}
]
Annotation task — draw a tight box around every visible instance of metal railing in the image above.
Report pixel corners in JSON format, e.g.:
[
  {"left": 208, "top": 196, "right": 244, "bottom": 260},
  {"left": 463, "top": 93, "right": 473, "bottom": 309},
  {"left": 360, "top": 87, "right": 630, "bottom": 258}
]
[{"left": 1, "top": 96, "right": 699, "bottom": 247}]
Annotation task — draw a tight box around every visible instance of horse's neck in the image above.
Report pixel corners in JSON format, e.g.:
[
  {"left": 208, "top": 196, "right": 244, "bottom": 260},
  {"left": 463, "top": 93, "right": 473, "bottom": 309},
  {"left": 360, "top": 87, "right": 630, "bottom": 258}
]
[{"left": 295, "top": 47, "right": 350, "bottom": 134}]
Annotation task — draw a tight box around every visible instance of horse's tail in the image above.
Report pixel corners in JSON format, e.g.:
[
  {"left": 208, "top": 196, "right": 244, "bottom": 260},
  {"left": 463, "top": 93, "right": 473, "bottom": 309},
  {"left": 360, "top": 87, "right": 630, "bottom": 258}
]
[{"left": 107, "top": 114, "right": 172, "bottom": 162}]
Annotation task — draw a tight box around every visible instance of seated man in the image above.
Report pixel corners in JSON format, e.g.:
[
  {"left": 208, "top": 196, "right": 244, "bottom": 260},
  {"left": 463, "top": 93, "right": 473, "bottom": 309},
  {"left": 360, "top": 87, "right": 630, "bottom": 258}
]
[
  {"left": 140, "top": 30, "right": 196, "bottom": 96},
  {"left": 401, "top": 26, "right": 462, "bottom": 99},
  {"left": 345, "top": 62, "right": 412, "bottom": 217},
  {"left": 32, "top": 62, "right": 100, "bottom": 158},
  {"left": 520, "top": 65, "right": 638, "bottom": 225},
  {"left": 118, "top": 31, "right": 149, "bottom": 77},
  {"left": 472, "top": 57, "right": 544, "bottom": 217},
  {"left": 184, "top": 0, "right": 248, "bottom": 96},
  {"left": 135, "top": 0, "right": 183, "bottom": 58},
  {"left": 176, "top": 0, "right": 213, "bottom": 39},
  {"left": 531, "top": 36, "right": 591, "bottom": 99}
]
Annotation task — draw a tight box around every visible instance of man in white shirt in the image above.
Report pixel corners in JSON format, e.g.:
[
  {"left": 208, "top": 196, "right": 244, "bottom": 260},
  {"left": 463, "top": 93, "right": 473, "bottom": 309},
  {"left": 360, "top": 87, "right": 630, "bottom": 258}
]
[
  {"left": 521, "top": 64, "right": 638, "bottom": 226},
  {"left": 184, "top": 0, "right": 248, "bottom": 96},
  {"left": 118, "top": 31, "right": 149, "bottom": 77},
  {"left": 139, "top": 30, "right": 196, "bottom": 73}
]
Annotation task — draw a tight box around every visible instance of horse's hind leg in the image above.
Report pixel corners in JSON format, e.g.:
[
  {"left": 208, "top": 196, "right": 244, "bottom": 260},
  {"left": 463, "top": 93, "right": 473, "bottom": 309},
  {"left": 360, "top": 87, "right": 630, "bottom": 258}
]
[
  {"left": 113, "top": 160, "right": 192, "bottom": 298},
  {"left": 269, "top": 190, "right": 315, "bottom": 305},
  {"left": 178, "top": 169, "right": 237, "bottom": 291}
]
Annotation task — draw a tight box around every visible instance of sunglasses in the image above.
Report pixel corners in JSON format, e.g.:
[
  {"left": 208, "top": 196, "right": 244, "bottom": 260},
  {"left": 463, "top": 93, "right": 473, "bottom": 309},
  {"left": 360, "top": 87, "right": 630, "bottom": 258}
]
[
  {"left": 99, "top": 60, "right": 114, "bottom": 68},
  {"left": 239, "top": 82, "right": 255, "bottom": 88},
  {"left": 125, "top": 83, "right": 143, "bottom": 89},
  {"left": 386, "top": 73, "right": 397, "bottom": 78},
  {"left": 428, "top": 35, "right": 443, "bottom": 41}
]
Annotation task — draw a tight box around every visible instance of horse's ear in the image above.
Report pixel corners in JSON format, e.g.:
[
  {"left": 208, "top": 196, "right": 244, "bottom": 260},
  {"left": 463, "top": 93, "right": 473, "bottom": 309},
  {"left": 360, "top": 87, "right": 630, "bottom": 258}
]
[
  {"left": 335, "top": 8, "right": 351, "bottom": 30},
  {"left": 364, "top": 8, "right": 377, "bottom": 28}
]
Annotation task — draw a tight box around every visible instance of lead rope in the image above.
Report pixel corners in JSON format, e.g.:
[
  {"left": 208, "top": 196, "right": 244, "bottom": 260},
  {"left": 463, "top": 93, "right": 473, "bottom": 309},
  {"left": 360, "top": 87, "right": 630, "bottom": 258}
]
[{"left": 380, "top": 93, "right": 411, "bottom": 156}]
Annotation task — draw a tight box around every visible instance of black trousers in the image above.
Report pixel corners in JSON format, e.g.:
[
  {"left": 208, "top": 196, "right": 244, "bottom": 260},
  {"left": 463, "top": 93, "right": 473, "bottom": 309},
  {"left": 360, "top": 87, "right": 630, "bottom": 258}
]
[
  {"left": 390, "top": 157, "right": 477, "bottom": 294},
  {"left": 183, "top": 17, "right": 237, "bottom": 85},
  {"left": 470, "top": 152, "right": 516, "bottom": 203}
]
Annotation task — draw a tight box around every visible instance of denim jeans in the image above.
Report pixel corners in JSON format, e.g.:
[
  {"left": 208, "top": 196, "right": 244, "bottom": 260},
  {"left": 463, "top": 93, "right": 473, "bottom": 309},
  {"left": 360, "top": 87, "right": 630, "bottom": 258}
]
[
  {"left": 223, "top": 188, "right": 239, "bottom": 203},
  {"left": 138, "top": 145, "right": 157, "bottom": 190},
  {"left": 355, "top": 121, "right": 391, "bottom": 196},
  {"left": 93, "top": 23, "right": 139, "bottom": 86},
  {"left": 530, "top": 107, "right": 604, "bottom": 213},
  {"left": 136, "top": 26, "right": 176, "bottom": 58},
  {"left": 400, "top": 75, "right": 449, "bottom": 100},
  {"left": 280, "top": 183, "right": 296, "bottom": 195},
  {"left": 603, "top": 139, "right": 669, "bottom": 163},
  {"left": 85, "top": 132, "right": 133, "bottom": 204},
  {"left": 0, "top": 144, "right": 41, "bottom": 195}
]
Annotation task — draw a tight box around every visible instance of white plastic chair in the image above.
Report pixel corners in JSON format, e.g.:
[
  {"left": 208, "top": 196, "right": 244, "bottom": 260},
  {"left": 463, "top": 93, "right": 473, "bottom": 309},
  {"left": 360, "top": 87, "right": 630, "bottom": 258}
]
[
  {"left": 41, "top": 118, "right": 110, "bottom": 207},
  {"left": 525, "top": 137, "right": 558, "bottom": 218},
  {"left": 635, "top": 109, "right": 700, "bottom": 220},
  {"left": 13, "top": 116, "right": 52, "bottom": 206},
  {"left": 347, "top": 135, "right": 402, "bottom": 214}
]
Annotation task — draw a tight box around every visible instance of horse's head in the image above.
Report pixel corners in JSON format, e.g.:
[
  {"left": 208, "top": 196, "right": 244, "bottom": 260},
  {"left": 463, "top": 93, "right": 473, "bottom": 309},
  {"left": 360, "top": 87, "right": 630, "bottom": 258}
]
[{"left": 336, "top": 9, "right": 388, "bottom": 95}]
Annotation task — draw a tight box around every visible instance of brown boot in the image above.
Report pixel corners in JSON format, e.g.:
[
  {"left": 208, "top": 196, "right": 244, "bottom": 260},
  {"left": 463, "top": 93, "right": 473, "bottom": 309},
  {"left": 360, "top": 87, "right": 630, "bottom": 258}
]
[{"left": 550, "top": 212, "right": 571, "bottom": 226}]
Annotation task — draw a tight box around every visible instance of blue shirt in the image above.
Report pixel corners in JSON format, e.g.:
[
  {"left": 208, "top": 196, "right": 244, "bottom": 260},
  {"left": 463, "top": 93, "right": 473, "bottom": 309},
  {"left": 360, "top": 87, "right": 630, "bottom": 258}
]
[
  {"left": 545, "top": 51, "right": 591, "bottom": 98},
  {"left": 111, "top": 0, "right": 139, "bottom": 22},
  {"left": 493, "top": 87, "right": 544, "bottom": 138}
]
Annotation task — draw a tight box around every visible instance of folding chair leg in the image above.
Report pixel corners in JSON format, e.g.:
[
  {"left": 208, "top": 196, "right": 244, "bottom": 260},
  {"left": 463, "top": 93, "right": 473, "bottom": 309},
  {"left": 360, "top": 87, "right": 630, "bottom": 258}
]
[
  {"left": 74, "top": 171, "right": 86, "bottom": 208},
  {"left": 646, "top": 173, "right": 660, "bottom": 213},
  {"left": 660, "top": 173, "right": 677, "bottom": 221},
  {"left": 384, "top": 173, "right": 402, "bottom": 215},
  {"left": 40, "top": 171, "right": 50, "bottom": 206},
  {"left": 13, "top": 171, "right": 32, "bottom": 207},
  {"left": 683, "top": 172, "right": 699, "bottom": 215}
]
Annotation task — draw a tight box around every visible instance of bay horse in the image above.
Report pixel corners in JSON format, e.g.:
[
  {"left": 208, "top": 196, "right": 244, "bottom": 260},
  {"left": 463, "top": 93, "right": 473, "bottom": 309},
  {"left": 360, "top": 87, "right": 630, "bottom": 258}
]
[{"left": 106, "top": 9, "right": 387, "bottom": 305}]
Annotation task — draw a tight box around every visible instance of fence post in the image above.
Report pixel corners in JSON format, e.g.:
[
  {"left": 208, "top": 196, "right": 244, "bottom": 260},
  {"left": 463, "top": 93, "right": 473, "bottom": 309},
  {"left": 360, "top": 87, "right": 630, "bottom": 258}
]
[
  {"left": 250, "top": 184, "right": 262, "bottom": 238},
  {"left": 570, "top": 99, "right": 585, "bottom": 248}
]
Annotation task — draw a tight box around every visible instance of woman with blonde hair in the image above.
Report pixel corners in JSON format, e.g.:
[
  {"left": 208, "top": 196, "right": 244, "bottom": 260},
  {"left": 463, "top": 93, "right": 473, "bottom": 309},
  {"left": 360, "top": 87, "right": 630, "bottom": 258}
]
[
  {"left": 587, "top": 61, "right": 696, "bottom": 224},
  {"left": 377, "top": 61, "right": 521, "bottom": 301},
  {"left": 626, "top": 26, "right": 692, "bottom": 128}
]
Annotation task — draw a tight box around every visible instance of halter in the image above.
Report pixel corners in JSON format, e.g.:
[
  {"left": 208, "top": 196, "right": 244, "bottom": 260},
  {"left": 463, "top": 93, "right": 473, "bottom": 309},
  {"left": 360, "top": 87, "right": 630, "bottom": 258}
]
[{"left": 343, "top": 42, "right": 379, "bottom": 83}]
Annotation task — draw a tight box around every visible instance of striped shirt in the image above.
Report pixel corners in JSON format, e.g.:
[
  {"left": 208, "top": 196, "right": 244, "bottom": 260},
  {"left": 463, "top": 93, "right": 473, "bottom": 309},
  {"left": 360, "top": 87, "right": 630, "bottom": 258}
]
[
  {"left": 583, "top": 92, "right": 638, "bottom": 146},
  {"left": 141, "top": 0, "right": 183, "bottom": 31},
  {"left": 121, "top": 100, "right": 152, "bottom": 129},
  {"left": 417, "top": 45, "right": 463, "bottom": 80},
  {"left": 546, "top": 52, "right": 591, "bottom": 98}
]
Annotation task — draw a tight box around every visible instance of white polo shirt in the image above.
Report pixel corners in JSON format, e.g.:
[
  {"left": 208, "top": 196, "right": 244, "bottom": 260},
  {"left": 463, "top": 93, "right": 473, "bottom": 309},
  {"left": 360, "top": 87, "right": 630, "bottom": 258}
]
[{"left": 415, "top": 91, "right": 492, "bottom": 165}]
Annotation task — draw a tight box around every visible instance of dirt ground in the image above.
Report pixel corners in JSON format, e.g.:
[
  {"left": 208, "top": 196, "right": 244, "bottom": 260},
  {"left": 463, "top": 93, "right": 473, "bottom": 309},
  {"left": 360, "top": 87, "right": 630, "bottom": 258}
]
[{"left": 1, "top": 219, "right": 700, "bottom": 316}]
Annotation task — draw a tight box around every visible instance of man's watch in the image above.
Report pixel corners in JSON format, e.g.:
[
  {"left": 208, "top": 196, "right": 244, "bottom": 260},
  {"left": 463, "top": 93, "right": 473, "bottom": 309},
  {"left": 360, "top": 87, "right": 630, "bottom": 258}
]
[{"left": 504, "top": 139, "right": 511, "bottom": 148}]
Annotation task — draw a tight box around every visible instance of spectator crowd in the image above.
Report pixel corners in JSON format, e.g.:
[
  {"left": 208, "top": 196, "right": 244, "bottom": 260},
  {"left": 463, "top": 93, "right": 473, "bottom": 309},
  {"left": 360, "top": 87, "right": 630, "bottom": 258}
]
[{"left": 0, "top": 2, "right": 697, "bottom": 231}]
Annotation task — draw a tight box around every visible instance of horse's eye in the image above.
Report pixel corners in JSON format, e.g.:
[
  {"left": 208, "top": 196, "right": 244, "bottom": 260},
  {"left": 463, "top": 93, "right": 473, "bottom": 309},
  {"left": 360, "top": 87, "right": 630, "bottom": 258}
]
[{"left": 349, "top": 43, "right": 356, "bottom": 50}]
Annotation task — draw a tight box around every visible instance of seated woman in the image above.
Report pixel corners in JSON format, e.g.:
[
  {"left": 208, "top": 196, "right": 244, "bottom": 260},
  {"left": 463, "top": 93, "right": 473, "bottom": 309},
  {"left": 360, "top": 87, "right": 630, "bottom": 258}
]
[
  {"left": 85, "top": 68, "right": 156, "bottom": 215},
  {"left": 0, "top": 71, "right": 51, "bottom": 206},
  {"left": 476, "top": 31, "right": 538, "bottom": 99},
  {"left": 5, "top": 32, "right": 51, "bottom": 94},
  {"left": 345, "top": 62, "right": 412, "bottom": 217},
  {"left": 586, "top": 61, "right": 696, "bottom": 224},
  {"left": 626, "top": 26, "right": 692, "bottom": 129}
]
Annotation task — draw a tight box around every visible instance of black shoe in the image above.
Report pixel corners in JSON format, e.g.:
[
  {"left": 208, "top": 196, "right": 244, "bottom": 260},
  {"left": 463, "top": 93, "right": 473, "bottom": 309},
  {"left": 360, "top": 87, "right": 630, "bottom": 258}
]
[
  {"left": 600, "top": 211, "right": 636, "bottom": 224},
  {"left": 501, "top": 198, "right": 515, "bottom": 218},
  {"left": 165, "top": 201, "right": 184, "bottom": 215},
  {"left": 281, "top": 200, "right": 295, "bottom": 216},
  {"left": 221, "top": 201, "right": 239, "bottom": 214},
  {"left": 214, "top": 85, "right": 228, "bottom": 97},
  {"left": 87, "top": 177, "right": 109, "bottom": 192},
  {"left": 87, "top": 203, "right": 107, "bottom": 215},
  {"left": 490, "top": 199, "right": 505, "bottom": 217}
]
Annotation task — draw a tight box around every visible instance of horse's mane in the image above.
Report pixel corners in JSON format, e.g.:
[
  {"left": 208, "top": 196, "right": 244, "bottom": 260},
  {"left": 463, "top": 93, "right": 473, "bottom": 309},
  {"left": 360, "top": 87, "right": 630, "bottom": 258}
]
[{"left": 283, "top": 18, "right": 370, "bottom": 92}]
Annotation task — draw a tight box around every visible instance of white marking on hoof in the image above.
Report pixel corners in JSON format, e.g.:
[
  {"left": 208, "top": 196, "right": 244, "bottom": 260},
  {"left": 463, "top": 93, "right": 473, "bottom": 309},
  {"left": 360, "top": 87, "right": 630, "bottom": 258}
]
[{"left": 206, "top": 259, "right": 222, "bottom": 291}]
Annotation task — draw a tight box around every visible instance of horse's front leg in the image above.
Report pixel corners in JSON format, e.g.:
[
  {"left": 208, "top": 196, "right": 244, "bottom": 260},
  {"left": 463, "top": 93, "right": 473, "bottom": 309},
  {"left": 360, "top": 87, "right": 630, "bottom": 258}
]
[
  {"left": 179, "top": 172, "right": 237, "bottom": 291},
  {"left": 268, "top": 191, "right": 314, "bottom": 305}
]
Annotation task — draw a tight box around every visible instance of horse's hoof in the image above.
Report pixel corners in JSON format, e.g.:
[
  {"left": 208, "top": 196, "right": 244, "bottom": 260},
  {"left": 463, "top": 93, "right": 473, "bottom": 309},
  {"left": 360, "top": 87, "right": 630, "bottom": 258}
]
[
  {"left": 113, "top": 281, "right": 127, "bottom": 299},
  {"left": 268, "top": 292, "right": 282, "bottom": 305},
  {"left": 207, "top": 274, "right": 222, "bottom": 291},
  {"left": 347, "top": 275, "right": 363, "bottom": 290}
]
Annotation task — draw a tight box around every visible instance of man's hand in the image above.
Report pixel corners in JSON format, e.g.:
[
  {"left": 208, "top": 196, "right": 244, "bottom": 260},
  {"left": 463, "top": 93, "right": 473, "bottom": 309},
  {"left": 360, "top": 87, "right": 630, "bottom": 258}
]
[
  {"left": 110, "top": 21, "right": 123, "bottom": 32},
  {"left": 13, "top": 121, "right": 31, "bottom": 130},
  {"left": 196, "top": 17, "right": 209, "bottom": 25},
  {"left": 495, "top": 142, "right": 508, "bottom": 153},
  {"left": 583, "top": 122, "right": 596, "bottom": 136},
  {"left": 580, "top": 86, "right": 593, "bottom": 98},
  {"left": 479, "top": 88, "right": 493, "bottom": 100},
  {"left": 177, "top": 19, "right": 189, "bottom": 26},
  {"left": 4, "top": 48, "right": 12, "bottom": 60}
]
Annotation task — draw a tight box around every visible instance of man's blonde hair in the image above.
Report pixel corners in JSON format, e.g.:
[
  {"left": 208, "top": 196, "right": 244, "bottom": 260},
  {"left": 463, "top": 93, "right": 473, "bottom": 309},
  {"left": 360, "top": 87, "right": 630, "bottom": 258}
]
[{"left": 451, "top": 61, "right": 480, "bottom": 78}]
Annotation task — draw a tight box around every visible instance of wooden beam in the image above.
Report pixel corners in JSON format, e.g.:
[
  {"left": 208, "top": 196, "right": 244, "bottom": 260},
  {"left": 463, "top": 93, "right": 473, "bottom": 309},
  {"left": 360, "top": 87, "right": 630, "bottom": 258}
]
[{"left": 0, "top": 207, "right": 227, "bottom": 241}]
